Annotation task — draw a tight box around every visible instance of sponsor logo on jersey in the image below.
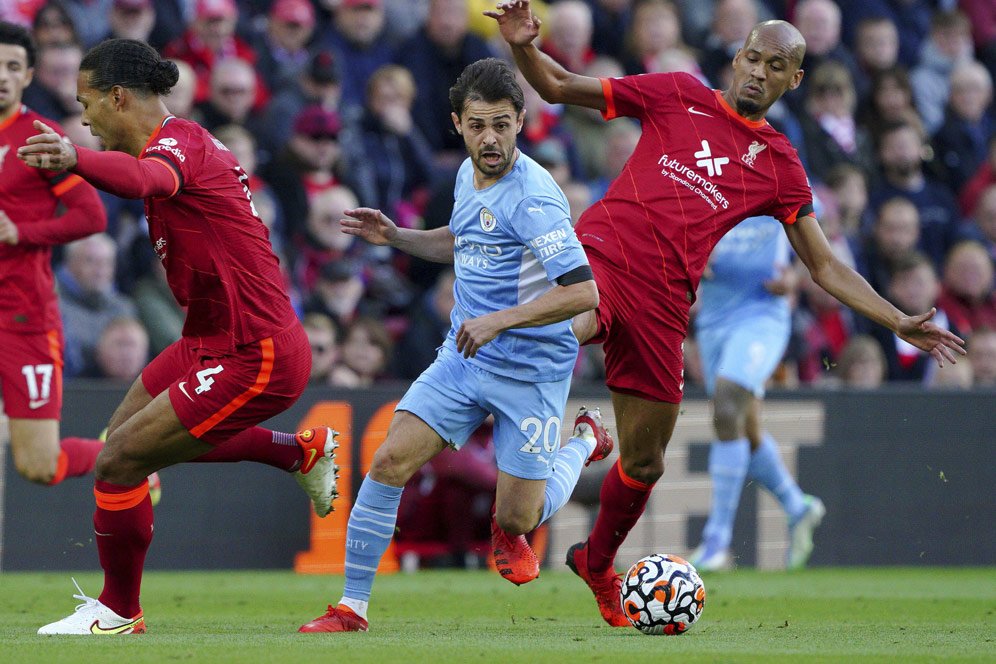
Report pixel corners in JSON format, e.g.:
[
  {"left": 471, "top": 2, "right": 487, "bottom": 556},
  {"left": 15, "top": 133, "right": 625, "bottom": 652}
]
[
  {"left": 693, "top": 140, "right": 729, "bottom": 177},
  {"left": 529, "top": 227, "right": 570, "bottom": 260},
  {"left": 454, "top": 234, "right": 502, "bottom": 269},
  {"left": 153, "top": 236, "right": 167, "bottom": 260},
  {"left": 0, "top": 144, "right": 9, "bottom": 172},
  {"left": 479, "top": 207, "right": 497, "bottom": 232},
  {"left": 687, "top": 106, "right": 712, "bottom": 117},
  {"left": 145, "top": 142, "right": 186, "bottom": 162},
  {"left": 658, "top": 144, "right": 730, "bottom": 211},
  {"left": 28, "top": 399, "right": 50, "bottom": 409},
  {"left": 741, "top": 140, "right": 767, "bottom": 168}
]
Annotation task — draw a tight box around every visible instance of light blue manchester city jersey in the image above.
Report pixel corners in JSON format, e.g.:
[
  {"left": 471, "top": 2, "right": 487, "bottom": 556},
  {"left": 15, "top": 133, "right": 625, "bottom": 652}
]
[
  {"left": 696, "top": 215, "right": 791, "bottom": 331},
  {"left": 443, "top": 151, "right": 589, "bottom": 382}
]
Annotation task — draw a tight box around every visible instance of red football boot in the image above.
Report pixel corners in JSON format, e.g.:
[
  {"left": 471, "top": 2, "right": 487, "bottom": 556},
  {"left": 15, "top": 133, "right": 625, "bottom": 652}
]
[
  {"left": 491, "top": 513, "right": 540, "bottom": 586},
  {"left": 298, "top": 604, "right": 368, "bottom": 633},
  {"left": 565, "top": 541, "right": 629, "bottom": 627},
  {"left": 573, "top": 406, "right": 614, "bottom": 466}
]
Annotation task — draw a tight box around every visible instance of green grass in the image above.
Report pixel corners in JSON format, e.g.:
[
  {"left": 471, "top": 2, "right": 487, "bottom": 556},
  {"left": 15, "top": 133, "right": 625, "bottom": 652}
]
[{"left": 1, "top": 568, "right": 993, "bottom": 663}]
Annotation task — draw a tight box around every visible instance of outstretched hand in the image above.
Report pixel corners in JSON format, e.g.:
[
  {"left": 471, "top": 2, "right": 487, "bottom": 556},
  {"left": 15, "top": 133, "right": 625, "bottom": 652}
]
[
  {"left": 339, "top": 207, "right": 399, "bottom": 247},
  {"left": 483, "top": 1, "right": 542, "bottom": 47},
  {"left": 896, "top": 308, "right": 967, "bottom": 367},
  {"left": 17, "top": 120, "right": 77, "bottom": 171}
]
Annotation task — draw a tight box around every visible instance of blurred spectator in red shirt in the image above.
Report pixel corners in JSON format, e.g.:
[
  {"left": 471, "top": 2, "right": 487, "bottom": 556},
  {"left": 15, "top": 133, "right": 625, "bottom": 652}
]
[
  {"left": 967, "top": 327, "right": 996, "bottom": 386},
  {"left": 542, "top": 0, "right": 595, "bottom": 73},
  {"left": 253, "top": 0, "right": 317, "bottom": 94},
  {"left": 938, "top": 240, "right": 996, "bottom": 336}
]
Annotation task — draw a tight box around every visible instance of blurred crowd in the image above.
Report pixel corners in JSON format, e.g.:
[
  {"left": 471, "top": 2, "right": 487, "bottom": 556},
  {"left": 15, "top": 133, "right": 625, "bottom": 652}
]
[{"left": 4, "top": 0, "right": 995, "bottom": 391}]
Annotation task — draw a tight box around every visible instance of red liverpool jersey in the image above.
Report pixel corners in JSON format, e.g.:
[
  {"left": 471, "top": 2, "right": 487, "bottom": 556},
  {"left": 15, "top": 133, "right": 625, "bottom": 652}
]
[
  {"left": 0, "top": 106, "right": 89, "bottom": 332},
  {"left": 140, "top": 116, "right": 294, "bottom": 353},
  {"left": 577, "top": 72, "right": 813, "bottom": 303}
]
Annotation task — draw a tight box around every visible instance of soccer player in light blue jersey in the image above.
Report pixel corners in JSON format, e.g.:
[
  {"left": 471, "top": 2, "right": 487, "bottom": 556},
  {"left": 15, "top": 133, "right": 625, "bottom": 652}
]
[
  {"left": 298, "top": 58, "right": 614, "bottom": 633},
  {"left": 690, "top": 215, "right": 826, "bottom": 572}
]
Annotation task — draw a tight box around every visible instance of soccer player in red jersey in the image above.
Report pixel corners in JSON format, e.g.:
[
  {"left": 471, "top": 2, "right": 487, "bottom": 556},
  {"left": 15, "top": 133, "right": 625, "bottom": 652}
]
[
  {"left": 487, "top": 1, "right": 967, "bottom": 626},
  {"left": 19, "top": 39, "right": 339, "bottom": 635},
  {"left": 0, "top": 22, "right": 111, "bottom": 488}
]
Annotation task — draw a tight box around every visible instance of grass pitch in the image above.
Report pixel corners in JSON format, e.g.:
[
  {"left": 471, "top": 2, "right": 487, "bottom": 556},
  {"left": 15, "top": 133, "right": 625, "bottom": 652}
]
[{"left": 1, "top": 567, "right": 993, "bottom": 663}]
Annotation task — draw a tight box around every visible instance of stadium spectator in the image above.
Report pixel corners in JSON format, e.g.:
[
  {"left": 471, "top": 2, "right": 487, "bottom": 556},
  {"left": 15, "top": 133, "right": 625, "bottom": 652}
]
[
  {"left": 541, "top": 0, "right": 595, "bottom": 73},
  {"left": 30, "top": 1, "right": 79, "bottom": 48},
  {"left": 329, "top": 316, "right": 394, "bottom": 387},
  {"left": 146, "top": 0, "right": 188, "bottom": 51},
  {"left": 60, "top": 0, "right": 114, "bottom": 48},
  {"left": 132, "top": 261, "right": 183, "bottom": 356},
  {"left": 302, "top": 311, "right": 340, "bottom": 383},
  {"left": 932, "top": 60, "right": 994, "bottom": 194},
  {"left": 339, "top": 64, "right": 434, "bottom": 221},
  {"left": 824, "top": 163, "right": 872, "bottom": 246},
  {"left": 252, "top": 0, "right": 317, "bottom": 95},
  {"left": 89, "top": 317, "right": 149, "bottom": 381},
  {"left": 831, "top": 334, "right": 887, "bottom": 388},
  {"left": 793, "top": 261, "right": 857, "bottom": 383},
  {"left": 261, "top": 105, "right": 356, "bottom": 241},
  {"left": 870, "top": 120, "right": 959, "bottom": 268},
  {"left": 302, "top": 258, "right": 368, "bottom": 332},
  {"left": 530, "top": 138, "right": 572, "bottom": 188},
  {"left": 929, "top": 348, "right": 974, "bottom": 388},
  {"left": 964, "top": 184, "right": 996, "bottom": 264},
  {"left": 164, "top": 0, "right": 265, "bottom": 108},
  {"left": 959, "top": 0, "right": 996, "bottom": 77},
  {"left": 316, "top": 0, "right": 393, "bottom": 114},
  {"left": 620, "top": 0, "right": 687, "bottom": 76},
  {"left": 937, "top": 240, "right": 996, "bottom": 336},
  {"left": 102, "top": 0, "right": 156, "bottom": 43},
  {"left": 562, "top": 179, "right": 593, "bottom": 225},
  {"left": 294, "top": 184, "right": 359, "bottom": 293},
  {"left": 699, "top": 0, "right": 759, "bottom": 86},
  {"left": 588, "top": 119, "right": 640, "bottom": 199},
  {"left": 858, "top": 67, "right": 924, "bottom": 145},
  {"left": 257, "top": 49, "right": 341, "bottom": 160},
  {"left": 395, "top": 0, "right": 496, "bottom": 168},
  {"left": 837, "top": 0, "right": 933, "bottom": 70},
  {"left": 852, "top": 17, "right": 901, "bottom": 104},
  {"left": 791, "top": 0, "right": 860, "bottom": 111},
  {"left": 164, "top": 59, "right": 196, "bottom": 119},
  {"left": 856, "top": 197, "right": 922, "bottom": 294},
  {"left": 21, "top": 41, "right": 82, "bottom": 121},
  {"left": 561, "top": 56, "right": 625, "bottom": 180},
  {"left": 392, "top": 268, "right": 455, "bottom": 379},
  {"left": 584, "top": 0, "right": 632, "bottom": 60},
  {"left": 516, "top": 69, "right": 584, "bottom": 182},
  {"left": 871, "top": 252, "right": 959, "bottom": 383},
  {"left": 56, "top": 233, "right": 138, "bottom": 377},
  {"left": 911, "top": 9, "right": 975, "bottom": 135},
  {"left": 195, "top": 57, "right": 260, "bottom": 132},
  {"left": 799, "top": 61, "right": 875, "bottom": 183},
  {"left": 959, "top": 135, "right": 996, "bottom": 218},
  {"left": 967, "top": 327, "right": 996, "bottom": 386}
]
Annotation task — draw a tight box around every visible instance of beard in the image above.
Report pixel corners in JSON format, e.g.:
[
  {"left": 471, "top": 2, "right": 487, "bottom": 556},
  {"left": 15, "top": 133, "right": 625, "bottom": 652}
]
[
  {"left": 474, "top": 148, "right": 512, "bottom": 177},
  {"left": 735, "top": 96, "right": 763, "bottom": 116}
]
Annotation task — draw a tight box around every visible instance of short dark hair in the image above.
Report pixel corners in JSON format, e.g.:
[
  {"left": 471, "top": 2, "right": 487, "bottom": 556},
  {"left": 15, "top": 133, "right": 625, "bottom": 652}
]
[
  {"left": 80, "top": 39, "right": 178, "bottom": 96},
  {"left": 448, "top": 58, "right": 524, "bottom": 118},
  {"left": 0, "top": 21, "right": 37, "bottom": 68}
]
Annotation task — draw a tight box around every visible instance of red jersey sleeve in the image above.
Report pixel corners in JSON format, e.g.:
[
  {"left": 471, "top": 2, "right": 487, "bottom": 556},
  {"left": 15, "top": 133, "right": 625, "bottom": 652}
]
[
  {"left": 599, "top": 72, "right": 690, "bottom": 121},
  {"left": 767, "top": 145, "right": 815, "bottom": 225},
  {"left": 139, "top": 117, "right": 207, "bottom": 197}
]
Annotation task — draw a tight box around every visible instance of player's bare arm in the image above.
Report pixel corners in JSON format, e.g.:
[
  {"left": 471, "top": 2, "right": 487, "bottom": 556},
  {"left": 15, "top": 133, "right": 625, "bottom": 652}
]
[
  {"left": 456, "top": 278, "right": 598, "bottom": 358},
  {"left": 0, "top": 210, "right": 18, "bottom": 245},
  {"left": 785, "top": 215, "right": 966, "bottom": 366},
  {"left": 341, "top": 206, "right": 455, "bottom": 264},
  {"left": 485, "top": 1, "right": 605, "bottom": 110}
]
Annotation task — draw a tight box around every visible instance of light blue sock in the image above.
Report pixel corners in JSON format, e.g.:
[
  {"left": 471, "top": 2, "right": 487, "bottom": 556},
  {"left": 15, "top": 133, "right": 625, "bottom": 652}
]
[
  {"left": 539, "top": 436, "right": 594, "bottom": 525},
  {"left": 342, "top": 476, "right": 403, "bottom": 603},
  {"left": 748, "top": 433, "right": 807, "bottom": 524},
  {"left": 701, "top": 438, "right": 750, "bottom": 552}
]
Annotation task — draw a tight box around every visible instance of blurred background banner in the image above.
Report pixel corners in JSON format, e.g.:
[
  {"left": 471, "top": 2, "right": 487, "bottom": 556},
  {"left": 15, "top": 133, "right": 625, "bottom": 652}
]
[{"left": 2, "top": 383, "right": 993, "bottom": 571}]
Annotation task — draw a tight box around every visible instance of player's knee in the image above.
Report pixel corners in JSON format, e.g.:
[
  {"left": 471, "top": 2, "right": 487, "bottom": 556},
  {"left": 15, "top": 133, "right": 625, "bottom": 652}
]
[
  {"left": 367, "top": 446, "right": 413, "bottom": 488},
  {"left": 712, "top": 393, "right": 747, "bottom": 439},
  {"left": 93, "top": 442, "right": 145, "bottom": 485},
  {"left": 620, "top": 455, "right": 664, "bottom": 485}
]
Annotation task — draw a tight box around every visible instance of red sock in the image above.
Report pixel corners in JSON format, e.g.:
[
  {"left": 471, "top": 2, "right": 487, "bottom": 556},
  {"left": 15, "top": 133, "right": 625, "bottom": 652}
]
[
  {"left": 586, "top": 460, "right": 655, "bottom": 574},
  {"left": 190, "top": 427, "right": 302, "bottom": 471},
  {"left": 48, "top": 438, "right": 104, "bottom": 485},
  {"left": 94, "top": 479, "right": 153, "bottom": 618}
]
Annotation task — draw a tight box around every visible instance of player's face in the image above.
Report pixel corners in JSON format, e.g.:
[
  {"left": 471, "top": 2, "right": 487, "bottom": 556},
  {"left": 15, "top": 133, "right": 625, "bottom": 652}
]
[
  {"left": 76, "top": 71, "right": 127, "bottom": 152},
  {"left": 0, "top": 44, "right": 33, "bottom": 119},
  {"left": 452, "top": 99, "right": 524, "bottom": 187},
  {"left": 729, "top": 32, "right": 804, "bottom": 119}
]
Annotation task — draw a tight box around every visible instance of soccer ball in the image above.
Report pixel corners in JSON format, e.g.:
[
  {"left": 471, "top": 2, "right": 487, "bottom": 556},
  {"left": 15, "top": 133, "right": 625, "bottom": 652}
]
[{"left": 619, "top": 553, "right": 706, "bottom": 635}]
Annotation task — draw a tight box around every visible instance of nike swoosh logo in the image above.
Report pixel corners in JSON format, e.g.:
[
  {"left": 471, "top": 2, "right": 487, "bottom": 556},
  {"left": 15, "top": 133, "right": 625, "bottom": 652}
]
[
  {"left": 90, "top": 616, "right": 144, "bottom": 634},
  {"left": 28, "top": 399, "right": 50, "bottom": 409},
  {"left": 177, "top": 381, "right": 193, "bottom": 401},
  {"left": 304, "top": 447, "right": 318, "bottom": 471},
  {"left": 687, "top": 106, "right": 712, "bottom": 117}
]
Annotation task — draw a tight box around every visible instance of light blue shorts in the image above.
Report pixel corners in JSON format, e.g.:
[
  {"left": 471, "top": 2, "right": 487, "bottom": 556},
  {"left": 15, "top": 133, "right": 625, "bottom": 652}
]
[
  {"left": 396, "top": 347, "right": 571, "bottom": 480},
  {"left": 696, "top": 316, "right": 790, "bottom": 397}
]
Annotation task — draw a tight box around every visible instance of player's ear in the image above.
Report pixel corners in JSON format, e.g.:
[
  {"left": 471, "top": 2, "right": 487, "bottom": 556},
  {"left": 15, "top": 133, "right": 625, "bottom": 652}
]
[
  {"left": 788, "top": 68, "right": 804, "bottom": 91},
  {"left": 450, "top": 111, "right": 462, "bottom": 135},
  {"left": 516, "top": 109, "right": 525, "bottom": 134},
  {"left": 110, "top": 84, "right": 126, "bottom": 110},
  {"left": 23, "top": 66, "right": 34, "bottom": 89}
]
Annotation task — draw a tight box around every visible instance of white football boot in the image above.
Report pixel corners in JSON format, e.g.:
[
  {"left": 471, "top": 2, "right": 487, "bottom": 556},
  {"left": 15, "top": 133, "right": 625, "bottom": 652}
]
[
  {"left": 38, "top": 579, "right": 145, "bottom": 635},
  {"left": 293, "top": 427, "right": 341, "bottom": 517},
  {"left": 787, "top": 495, "right": 826, "bottom": 570}
]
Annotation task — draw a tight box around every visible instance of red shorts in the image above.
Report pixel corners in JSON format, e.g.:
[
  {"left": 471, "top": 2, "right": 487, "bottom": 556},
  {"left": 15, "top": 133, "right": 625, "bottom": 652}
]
[
  {"left": 141, "top": 322, "right": 311, "bottom": 444},
  {"left": 0, "top": 328, "right": 63, "bottom": 419},
  {"left": 586, "top": 253, "right": 691, "bottom": 403}
]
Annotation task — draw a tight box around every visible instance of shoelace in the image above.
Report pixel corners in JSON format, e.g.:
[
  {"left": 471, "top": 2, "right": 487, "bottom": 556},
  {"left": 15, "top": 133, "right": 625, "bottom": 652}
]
[{"left": 70, "top": 577, "right": 100, "bottom": 613}]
